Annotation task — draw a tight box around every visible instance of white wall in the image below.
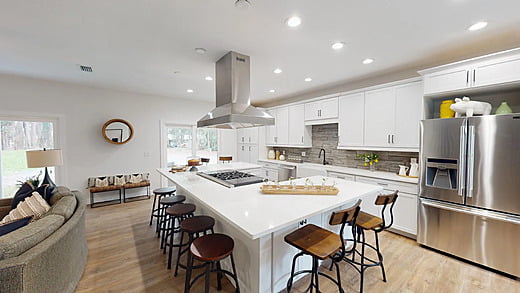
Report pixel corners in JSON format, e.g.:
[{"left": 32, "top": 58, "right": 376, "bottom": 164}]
[{"left": 0, "top": 74, "right": 213, "bottom": 200}]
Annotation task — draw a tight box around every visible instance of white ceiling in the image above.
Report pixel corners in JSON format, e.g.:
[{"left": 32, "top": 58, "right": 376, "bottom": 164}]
[{"left": 1, "top": 0, "right": 520, "bottom": 105}]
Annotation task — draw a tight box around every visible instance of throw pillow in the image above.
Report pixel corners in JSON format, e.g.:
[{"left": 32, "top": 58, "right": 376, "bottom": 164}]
[
  {"left": 114, "top": 175, "right": 125, "bottom": 186},
  {"left": 129, "top": 174, "right": 142, "bottom": 184},
  {"left": 0, "top": 191, "right": 51, "bottom": 225},
  {"left": 11, "top": 181, "right": 35, "bottom": 209},
  {"left": 95, "top": 177, "right": 109, "bottom": 187},
  {"left": 0, "top": 216, "right": 32, "bottom": 237}
]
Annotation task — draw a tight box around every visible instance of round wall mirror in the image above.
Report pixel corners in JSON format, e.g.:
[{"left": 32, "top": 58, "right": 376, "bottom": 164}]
[{"left": 102, "top": 119, "right": 134, "bottom": 145}]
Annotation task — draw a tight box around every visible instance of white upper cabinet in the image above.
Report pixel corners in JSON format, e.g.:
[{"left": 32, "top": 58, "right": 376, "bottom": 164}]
[
  {"left": 423, "top": 66, "right": 470, "bottom": 95},
  {"left": 265, "top": 109, "right": 277, "bottom": 145},
  {"left": 364, "top": 87, "right": 396, "bottom": 147},
  {"left": 304, "top": 97, "right": 339, "bottom": 122},
  {"left": 472, "top": 54, "right": 520, "bottom": 87},
  {"left": 421, "top": 49, "right": 520, "bottom": 95},
  {"left": 288, "top": 104, "right": 311, "bottom": 146},
  {"left": 338, "top": 93, "right": 365, "bottom": 147},
  {"left": 276, "top": 107, "right": 289, "bottom": 145},
  {"left": 238, "top": 128, "right": 258, "bottom": 144},
  {"left": 359, "top": 81, "right": 422, "bottom": 150},
  {"left": 393, "top": 82, "right": 423, "bottom": 148}
]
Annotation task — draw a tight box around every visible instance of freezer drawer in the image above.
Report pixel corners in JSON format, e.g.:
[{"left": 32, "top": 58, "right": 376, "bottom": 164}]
[{"left": 418, "top": 198, "right": 520, "bottom": 277}]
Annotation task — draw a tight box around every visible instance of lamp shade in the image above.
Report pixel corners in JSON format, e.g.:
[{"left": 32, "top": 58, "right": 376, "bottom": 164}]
[{"left": 26, "top": 149, "right": 63, "bottom": 168}]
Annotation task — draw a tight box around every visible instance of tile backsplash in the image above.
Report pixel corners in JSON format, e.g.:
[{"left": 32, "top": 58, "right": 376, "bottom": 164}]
[{"left": 273, "top": 124, "right": 418, "bottom": 173}]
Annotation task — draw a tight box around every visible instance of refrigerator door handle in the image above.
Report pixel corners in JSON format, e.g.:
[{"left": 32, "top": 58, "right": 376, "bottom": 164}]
[
  {"left": 458, "top": 125, "right": 467, "bottom": 196},
  {"left": 467, "top": 125, "right": 475, "bottom": 198},
  {"left": 421, "top": 198, "right": 520, "bottom": 225}
]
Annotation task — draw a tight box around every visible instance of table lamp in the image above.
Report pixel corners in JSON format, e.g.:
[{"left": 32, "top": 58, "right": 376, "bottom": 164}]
[{"left": 26, "top": 148, "right": 63, "bottom": 188}]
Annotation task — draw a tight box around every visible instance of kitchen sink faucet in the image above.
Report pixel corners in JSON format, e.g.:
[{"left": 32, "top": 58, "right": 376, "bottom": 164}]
[{"left": 318, "top": 148, "right": 329, "bottom": 165}]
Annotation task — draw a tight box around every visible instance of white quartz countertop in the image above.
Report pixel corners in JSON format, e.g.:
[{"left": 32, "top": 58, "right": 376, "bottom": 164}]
[
  {"left": 258, "top": 159, "right": 418, "bottom": 184},
  {"left": 157, "top": 166, "right": 382, "bottom": 240}
]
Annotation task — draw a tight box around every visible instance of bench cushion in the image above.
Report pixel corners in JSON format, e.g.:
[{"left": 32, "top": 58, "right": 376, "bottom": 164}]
[
  {"left": 0, "top": 214, "right": 64, "bottom": 260},
  {"left": 123, "top": 180, "right": 150, "bottom": 189},
  {"left": 89, "top": 185, "right": 122, "bottom": 193}
]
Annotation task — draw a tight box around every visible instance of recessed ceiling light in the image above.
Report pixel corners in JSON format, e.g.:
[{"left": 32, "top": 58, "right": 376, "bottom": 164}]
[
  {"left": 331, "top": 42, "right": 345, "bottom": 50},
  {"left": 362, "top": 58, "right": 374, "bottom": 64},
  {"left": 205, "top": 76, "right": 213, "bottom": 81},
  {"left": 187, "top": 89, "right": 194, "bottom": 93},
  {"left": 273, "top": 68, "right": 283, "bottom": 74},
  {"left": 468, "top": 21, "right": 488, "bottom": 31},
  {"left": 269, "top": 89, "right": 275, "bottom": 93},
  {"left": 194, "top": 48, "right": 207, "bottom": 54},
  {"left": 286, "top": 16, "right": 302, "bottom": 28},
  {"left": 304, "top": 77, "right": 312, "bottom": 82}
]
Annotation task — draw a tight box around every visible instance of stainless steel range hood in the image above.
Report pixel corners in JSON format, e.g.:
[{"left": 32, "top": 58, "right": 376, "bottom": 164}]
[{"left": 197, "top": 51, "right": 274, "bottom": 129}]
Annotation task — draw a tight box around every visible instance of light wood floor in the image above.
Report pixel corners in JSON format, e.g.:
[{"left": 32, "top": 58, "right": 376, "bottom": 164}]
[{"left": 76, "top": 199, "right": 519, "bottom": 293}]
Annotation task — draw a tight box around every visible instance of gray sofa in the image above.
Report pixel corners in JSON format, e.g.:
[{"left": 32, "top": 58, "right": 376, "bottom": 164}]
[{"left": 0, "top": 187, "right": 88, "bottom": 293}]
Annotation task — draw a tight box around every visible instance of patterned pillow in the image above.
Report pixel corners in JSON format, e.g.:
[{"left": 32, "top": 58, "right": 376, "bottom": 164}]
[
  {"left": 11, "top": 181, "right": 35, "bottom": 209},
  {"left": 0, "top": 191, "right": 51, "bottom": 224},
  {"left": 95, "top": 177, "right": 109, "bottom": 187},
  {"left": 114, "top": 175, "right": 125, "bottom": 186},
  {"left": 0, "top": 216, "right": 32, "bottom": 237},
  {"left": 12, "top": 183, "right": 51, "bottom": 208},
  {"left": 129, "top": 174, "right": 142, "bottom": 184}
]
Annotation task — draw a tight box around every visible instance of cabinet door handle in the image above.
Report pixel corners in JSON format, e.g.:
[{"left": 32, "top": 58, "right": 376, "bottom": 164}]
[
  {"left": 241, "top": 146, "right": 244, "bottom": 151},
  {"left": 473, "top": 69, "right": 476, "bottom": 83},
  {"left": 249, "top": 146, "right": 251, "bottom": 151},
  {"left": 387, "top": 134, "right": 390, "bottom": 144},
  {"left": 301, "top": 136, "right": 304, "bottom": 143},
  {"left": 466, "top": 70, "right": 469, "bottom": 85},
  {"left": 391, "top": 134, "right": 394, "bottom": 144}
]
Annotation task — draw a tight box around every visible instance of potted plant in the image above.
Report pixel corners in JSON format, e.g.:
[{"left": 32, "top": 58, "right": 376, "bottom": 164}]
[
  {"left": 17, "top": 171, "right": 42, "bottom": 187},
  {"left": 357, "top": 153, "right": 379, "bottom": 171}
]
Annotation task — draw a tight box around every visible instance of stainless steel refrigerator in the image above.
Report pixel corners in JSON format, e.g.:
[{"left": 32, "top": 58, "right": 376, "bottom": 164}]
[{"left": 418, "top": 114, "right": 520, "bottom": 277}]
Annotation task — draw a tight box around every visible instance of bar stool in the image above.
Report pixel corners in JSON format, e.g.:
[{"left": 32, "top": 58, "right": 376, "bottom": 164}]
[
  {"left": 285, "top": 200, "right": 362, "bottom": 293},
  {"left": 175, "top": 215, "right": 215, "bottom": 277},
  {"left": 342, "top": 191, "right": 398, "bottom": 293},
  {"left": 164, "top": 203, "right": 196, "bottom": 269},
  {"left": 150, "top": 187, "right": 176, "bottom": 227},
  {"left": 158, "top": 195, "right": 186, "bottom": 248},
  {"left": 185, "top": 233, "right": 240, "bottom": 293},
  {"left": 219, "top": 156, "right": 232, "bottom": 163}
]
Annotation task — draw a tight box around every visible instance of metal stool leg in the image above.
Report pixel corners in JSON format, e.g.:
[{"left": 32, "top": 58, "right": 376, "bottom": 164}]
[
  {"left": 359, "top": 228, "right": 366, "bottom": 293},
  {"left": 230, "top": 253, "right": 240, "bottom": 293},
  {"left": 375, "top": 231, "right": 387, "bottom": 282},
  {"left": 216, "top": 261, "right": 223, "bottom": 290},
  {"left": 184, "top": 248, "right": 193, "bottom": 293},
  {"left": 149, "top": 194, "right": 157, "bottom": 225},
  {"left": 204, "top": 262, "right": 211, "bottom": 293}
]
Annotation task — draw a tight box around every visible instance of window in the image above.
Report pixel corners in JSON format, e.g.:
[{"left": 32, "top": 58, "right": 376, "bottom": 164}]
[
  {"left": 0, "top": 119, "right": 56, "bottom": 198},
  {"left": 164, "top": 125, "right": 219, "bottom": 167},
  {"left": 196, "top": 128, "right": 218, "bottom": 164}
]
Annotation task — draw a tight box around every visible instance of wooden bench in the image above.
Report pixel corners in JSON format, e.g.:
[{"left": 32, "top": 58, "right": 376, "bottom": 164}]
[{"left": 88, "top": 173, "right": 150, "bottom": 208}]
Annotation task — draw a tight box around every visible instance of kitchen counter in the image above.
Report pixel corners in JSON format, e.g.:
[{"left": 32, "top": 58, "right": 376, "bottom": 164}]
[
  {"left": 258, "top": 159, "right": 418, "bottom": 184},
  {"left": 158, "top": 166, "right": 381, "bottom": 239},
  {"left": 157, "top": 165, "right": 382, "bottom": 292}
]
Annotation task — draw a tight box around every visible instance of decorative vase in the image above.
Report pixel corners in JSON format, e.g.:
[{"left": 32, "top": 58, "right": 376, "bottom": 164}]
[
  {"left": 440, "top": 100, "right": 455, "bottom": 118},
  {"left": 495, "top": 102, "right": 513, "bottom": 115},
  {"left": 370, "top": 164, "right": 376, "bottom": 172}
]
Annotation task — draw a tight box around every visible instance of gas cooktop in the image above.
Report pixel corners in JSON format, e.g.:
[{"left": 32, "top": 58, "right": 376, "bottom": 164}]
[{"left": 197, "top": 170, "right": 264, "bottom": 188}]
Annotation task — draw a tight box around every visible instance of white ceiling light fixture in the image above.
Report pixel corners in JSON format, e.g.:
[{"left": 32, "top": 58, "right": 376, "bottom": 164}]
[
  {"left": 362, "top": 58, "right": 374, "bottom": 64},
  {"left": 468, "top": 21, "right": 488, "bottom": 31},
  {"left": 331, "top": 42, "right": 345, "bottom": 50},
  {"left": 205, "top": 76, "right": 213, "bottom": 81},
  {"left": 273, "top": 68, "right": 283, "bottom": 74},
  {"left": 304, "top": 77, "right": 312, "bottom": 82},
  {"left": 286, "top": 16, "right": 302, "bottom": 28},
  {"left": 269, "top": 89, "right": 275, "bottom": 93},
  {"left": 187, "top": 89, "right": 194, "bottom": 93},
  {"left": 194, "top": 48, "right": 207, "bottom": 54},
  {"left": 235, "top": 0, "right": 251, "bottom": 9}
]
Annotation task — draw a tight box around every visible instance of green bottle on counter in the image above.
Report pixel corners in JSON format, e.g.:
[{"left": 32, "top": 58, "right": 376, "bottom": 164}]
[{"left": 495, "top": 102, "right": 513, "bottom": 115}]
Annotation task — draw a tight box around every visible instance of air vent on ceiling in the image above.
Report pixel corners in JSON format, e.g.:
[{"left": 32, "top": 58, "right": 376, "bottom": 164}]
[{"left": 79, "top": 65, "right": 93, "bottom": 72}]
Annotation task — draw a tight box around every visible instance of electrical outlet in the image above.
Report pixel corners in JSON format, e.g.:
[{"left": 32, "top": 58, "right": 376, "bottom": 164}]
[{"left": 301, "top": 151, "right": 306, "bottom": 157}]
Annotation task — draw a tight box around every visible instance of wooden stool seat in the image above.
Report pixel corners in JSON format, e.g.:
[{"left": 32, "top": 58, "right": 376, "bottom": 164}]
[
  {"left": 153, "top": 187, "right": 176, "bottom": 195},
  {"left": 356, "top": 211, "right": 383, "bottom": 230},
  {"left": 284, "top": 224, "right": 342, "bottom": 260},
  {"left": 180, "top": 216, "right": 215, "bottom": 234},
  {"left": 159, "top": 195, "right": 186, "bottom": 206},
  {"left": 190, "top": 233, "right": 234, "bottom": 262},
  {"left": 166, "top": 203, "right": 196, "bottom": 216}
]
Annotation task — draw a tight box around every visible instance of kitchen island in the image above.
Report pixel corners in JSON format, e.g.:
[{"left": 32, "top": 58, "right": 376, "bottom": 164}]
[{"left": 158, "top": 163, "right": 382, "bottom": 293}]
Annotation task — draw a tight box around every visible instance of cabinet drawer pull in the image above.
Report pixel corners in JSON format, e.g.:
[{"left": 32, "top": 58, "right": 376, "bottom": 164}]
[
  {"left": 466, "top": 70, "right": 469, "bottom": 85},
  {"left": 473, "top": 69, "right": 476, "bottom": 83},
  {"left": 377, "top": 182, "right": 389, "bottom": 186},
  {"left": 387, "top": 134, "right": 390, "bottom": 144},
  {"left": 391, "top": 134, "right": 394, "bottom": 144}
]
